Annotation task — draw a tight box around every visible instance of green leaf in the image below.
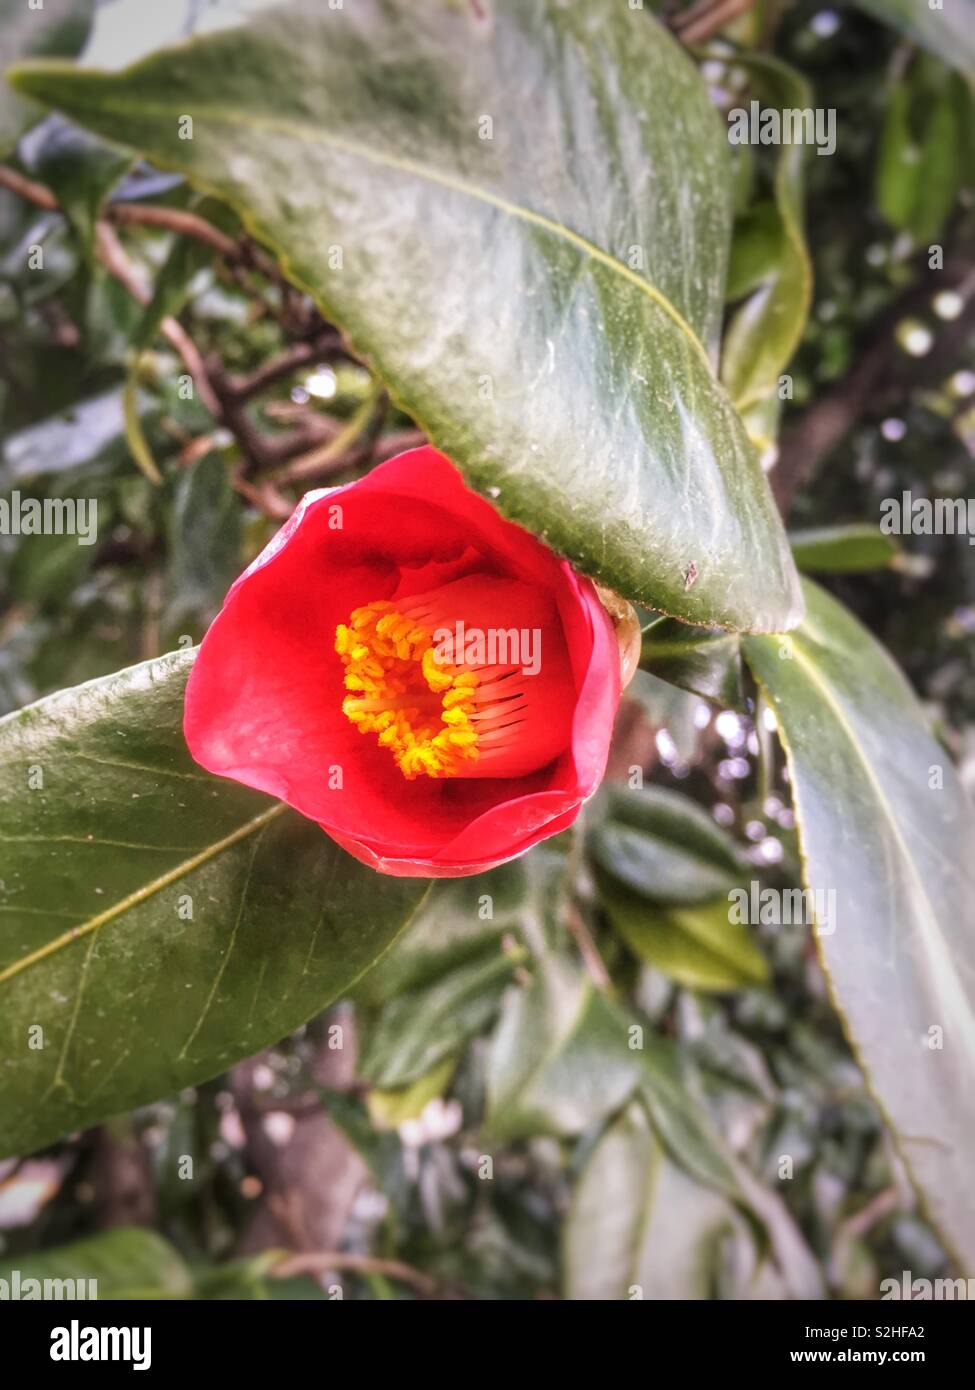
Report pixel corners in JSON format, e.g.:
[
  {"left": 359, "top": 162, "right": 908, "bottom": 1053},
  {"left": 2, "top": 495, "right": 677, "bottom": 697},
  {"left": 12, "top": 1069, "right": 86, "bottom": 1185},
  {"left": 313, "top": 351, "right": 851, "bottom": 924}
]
[
  {"left": 0, "top": 1228, "right": 284, "bottom": 1300},
  {"left": 9, "top": 0, "right": 803, "bottom": 632},
  {"left": 564, "top": 1102, "right": 662, "bottom": 1300},
  {"left": 601, "top": 885, "right": 769, "bottom": 992},
  {"left": 0, "top": 0, "right": 94, "bottom": 154},
  {"left": 637, "top": 1036, "right": 740, "bottom": 1197},
  {"left": 640, "top": 617, "right": 744, "bottom": 707},
  {"left": 875, "top": 62, "right": 971, "bottom": 244},
  {"left": 719, "top": 55, "right": 813, "bottom": 423},
  {"left": 162, "top": 455, "right": 243, "bottom": 646},
  {"left": 725, "top": 200, "right": 785, "bottom": 302},
  {"left": 635, "top": 1035, "right": 823, "bottom": 1295},
  {"left": 192, "top": 1250, "right": 282, "bottom": 1301},
  {"left": 563, "top": 1102, "right": 733, "bottom": 1300},
  {"left": 21, "top": 117, "right": 131, "bottom": 256},
  {"left": 0, "top": 388, "right": 148, "bottom": 483},
  {"left": 0, "top": 1227, "right": 192, "bottom": 1300},
  {"left": 855, "top": 0, "right": 975, "bottom": 80},
  {"left": 354, "top": 861, "right": 529, "bottom": 1006},
  {"left": 0, "top": 650, "right": 427, "bottom": 1158},
  {"left": 122, "top": 362, "right": 162, "bottom": 483},
  {"left": 875, "top": 84, "right": 917, "bottom": 231},
  {"left": 588, "top": 785, "right": 746, "bottom": 904},
  {"left": 367, "top": 1054, "right": 457, "bottom": 1130},
  {"left": 485, "top": 955, "right": 642, "bottom": 1142},
  {"left": 789, "top": 523, "right": 898, "bottom": 573},
  {"left": 134, "top": 225, "right": 213, "bottom": 352},
  {"left": 743, "top": 578, "right": 975, "bottom": 1273},
  {"left": 359, "top": 948, "right": 519, "bottom": 1089}
]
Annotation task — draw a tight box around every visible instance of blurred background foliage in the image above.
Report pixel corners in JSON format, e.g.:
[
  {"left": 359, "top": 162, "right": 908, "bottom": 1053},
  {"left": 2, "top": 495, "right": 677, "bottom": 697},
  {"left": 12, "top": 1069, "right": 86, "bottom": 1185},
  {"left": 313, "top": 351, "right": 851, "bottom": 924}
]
[{"left": 0, "top": 0, "right": 973, "bottom": 1299}]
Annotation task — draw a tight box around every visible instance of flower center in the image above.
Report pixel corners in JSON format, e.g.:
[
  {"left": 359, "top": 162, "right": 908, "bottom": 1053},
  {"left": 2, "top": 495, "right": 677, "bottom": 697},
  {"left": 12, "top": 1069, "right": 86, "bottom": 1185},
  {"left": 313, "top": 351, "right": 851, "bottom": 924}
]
[
  {"left": 335, "top": 574, "right": 572, "bottom": 782},
  {"left": 336, "top": 597, "right": 482, "bottom": 780}
]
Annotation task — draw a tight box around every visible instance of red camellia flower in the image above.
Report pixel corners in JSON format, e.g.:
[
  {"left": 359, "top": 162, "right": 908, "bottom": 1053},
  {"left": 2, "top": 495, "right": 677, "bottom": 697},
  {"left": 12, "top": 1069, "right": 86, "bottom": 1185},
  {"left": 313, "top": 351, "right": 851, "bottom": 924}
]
[{"left": 184, "top": 447, "right": 625, "bottom": 877}]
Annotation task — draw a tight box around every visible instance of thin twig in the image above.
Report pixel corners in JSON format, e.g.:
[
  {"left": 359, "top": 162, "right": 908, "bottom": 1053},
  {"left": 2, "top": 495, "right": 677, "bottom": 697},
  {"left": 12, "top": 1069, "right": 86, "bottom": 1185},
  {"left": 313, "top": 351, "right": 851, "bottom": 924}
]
[
  {"left": 227, "top": 332, "right": 346, "bottom": 400},
  {"left": 160, "top": 319, "right": 223, "bottom": 418},
  {"left": 566, "top": 902, "right": 613, "bottom": 992},
  {"left": 231, "top": 470, "right": 295, "bottom": 521},
  {"left": 839, "top": 1186, "right": 901, "bottom": 1243},
  {"left": 373, "top": 428, "right": 427, "bottom": 462},
  {"left": 106, "top": 201, "right": 241, "bottom": 259},
  {"left": 0, "top": 164, "right": 58, "bottom": 209},
  {"left": 95, "top": 222, "right": 222, "bottom": 417},
  {"left": 1, "top": 161, "right": 407, "bottom": 483},
  {"left": 270, "top": 1250, "right": 438, "bottom": 1297},
  {"left": 773, "top": 257, "right": 975, "bottom": 514},
  {"left": 268, "top": 389, "right": 387, "bottom": 484},
  {"left": 206, "top": 352, "right": 339, "bottom": 475},
  {"left": 674, "top": 0, "right": 754, "bottom": 44}
]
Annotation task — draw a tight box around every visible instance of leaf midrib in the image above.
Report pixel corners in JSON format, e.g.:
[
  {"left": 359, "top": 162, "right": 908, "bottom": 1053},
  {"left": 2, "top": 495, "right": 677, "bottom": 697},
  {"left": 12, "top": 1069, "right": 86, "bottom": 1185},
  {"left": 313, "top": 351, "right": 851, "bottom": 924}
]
[
  {"left": 0, "top": 803, "right": 285, "bottom": 988},
  {"left": 11, "top": 73, "right": 715, "bottom": 373}
]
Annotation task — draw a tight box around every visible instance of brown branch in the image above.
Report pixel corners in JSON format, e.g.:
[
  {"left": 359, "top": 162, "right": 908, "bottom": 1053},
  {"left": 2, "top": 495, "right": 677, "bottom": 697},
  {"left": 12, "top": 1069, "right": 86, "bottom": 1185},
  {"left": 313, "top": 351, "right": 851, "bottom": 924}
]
[
  {"left": 160, "top": 319, "right": 223, "bottom": 418},
  {"left": 773, "top": 258, "right": 975, "bottom": 516},
  {"left": 673, "top": 0, "right": 754, "bottom": 44},
  {"left": 226, "top": 332, "right": 346, "bottom": 400},
  {"left": 0, "top": 164, "right": 58, "bottom": 209},
  {"left": 231, "top": 471, "right": 295, "bottom": 521},
  {"left": 94, "top": 222, "right": 222, "bottom": 417},
  {"left": 373, "top": 428, "right": 427, "bottom": 462},
  {"left": 206, "top": 353, "right": 343, "bottom": 476},
  {"left": 1, "top": 161, "right": 413, "bottom": 487},
  {"left": 106, "top": 201, "right": 241, "bottom": 259},
  {"left": 269, "top": 391, "right": 388, "bottom": 485},
  {"left": 92, "top": 219, "right": 150, "bottom": 302},
  {"left": 839, "top": 1186, "right": 902, "bottom": 1243},
  {"left": 0, "top": 169, "right": 238, "bottom": 273},
  {"left": 566, "top": 902, "right": 612, "bottom": 992},
  {"left": 269, "top": 1251, "right": 438, "bottom": 1298}
]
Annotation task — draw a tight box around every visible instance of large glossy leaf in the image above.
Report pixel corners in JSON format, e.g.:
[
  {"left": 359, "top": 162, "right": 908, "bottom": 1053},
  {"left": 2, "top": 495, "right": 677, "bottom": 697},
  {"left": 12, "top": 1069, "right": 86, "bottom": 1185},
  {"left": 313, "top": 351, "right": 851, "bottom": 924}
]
[
  {"left": 0, "top": 651, "right": 427, "bottom": 1158},
  {"left": 855, "top": 0, "right": 975, "bottom": 80},
  {"left": 0, "top": 0, "right": 93, "bottom": 154},
  {"left": 743, "top": 579, "right": 975, "bottom": 1273},
  {"left": 9, "top": 0, "right": 802, "bottom": 632}
]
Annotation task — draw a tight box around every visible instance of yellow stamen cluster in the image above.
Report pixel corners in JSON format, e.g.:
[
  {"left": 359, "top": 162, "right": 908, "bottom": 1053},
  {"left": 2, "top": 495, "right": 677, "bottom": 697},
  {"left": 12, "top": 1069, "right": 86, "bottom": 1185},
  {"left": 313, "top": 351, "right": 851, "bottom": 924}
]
[{"left": 335, "top": 600, "right": 481, "bottom": 780}]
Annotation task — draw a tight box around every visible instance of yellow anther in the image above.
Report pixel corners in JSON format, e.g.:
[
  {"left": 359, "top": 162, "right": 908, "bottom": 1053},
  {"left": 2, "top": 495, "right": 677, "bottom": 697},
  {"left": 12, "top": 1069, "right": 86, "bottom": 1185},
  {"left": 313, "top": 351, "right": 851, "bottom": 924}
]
[{"left": 335, "top": 601, "right": 481, "bottom": 780}]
